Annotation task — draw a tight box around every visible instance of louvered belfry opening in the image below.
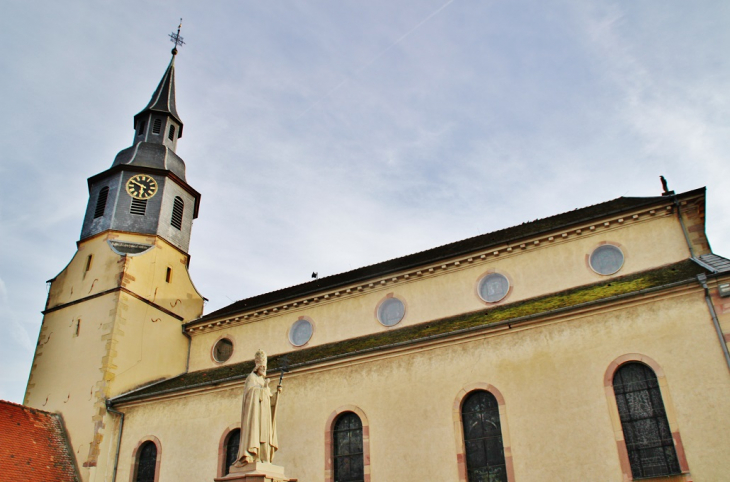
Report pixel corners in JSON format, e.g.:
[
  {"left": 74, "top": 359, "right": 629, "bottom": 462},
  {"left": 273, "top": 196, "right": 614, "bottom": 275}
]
[
  {"left": 613, "top": 362, "right": 681, "bottom": 479},
  {"left": 135, "top": 441, "right": 157, "bottom": 482},
  {"left": 461, "top": 390, "right": 507, "bottom": 482},
  {"left": 130, "top": 198, "right": 147, "bottom": 216},
  {"left": 152, "top": 118, "right": 162, "bottom": 134},
  {"left": 171, "top": 196, "right": 184, "bottom": 229},
  {"left": 94, "top": 186, "right": 109, "bottom": 218},
  {"left": 224, "top": 429, "right": 241, "bottom": 476},
  {"left": 168, "top": 125, "right": 176, "bottom": 141},
  {"left": 137, "top": 120, "right": 146, "bottom": 137},
  {"left": 333, "top": 412, "right": 364, "bottom": 482}
]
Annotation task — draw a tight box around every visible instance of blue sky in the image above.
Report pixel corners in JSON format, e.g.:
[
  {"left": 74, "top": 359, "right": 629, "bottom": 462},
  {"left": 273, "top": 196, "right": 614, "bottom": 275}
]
[{"left": 1, "top": 1, "right": 729, "bottom": 403}]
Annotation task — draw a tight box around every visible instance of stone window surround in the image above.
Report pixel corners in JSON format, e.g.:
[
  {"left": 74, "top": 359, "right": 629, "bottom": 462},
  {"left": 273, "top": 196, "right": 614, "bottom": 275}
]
[
  {"left": 217, "top": 423, "right": 241, "bottom": 478},
  {"left": 187, "top": 206, "right": 675, "bottom": 335},
  {"left": 129, "top": 435, "right": 162, "bottom": 482},
  {"left": 475, "top": 269, "right": 513, "bottom": 305},
  {"left": 603, "top": 354, "right": 692, "bottom": 482},
  {"left": 452, "top": 383, "right": 515, "bottom": 482},
  {"left": 324, "top": 405, "right": 371, "bottom": 482},
  {"left": 374, "top": 292, "right": 407, "bottom": 328},
  {"left": 587, "top": 241, "right": 627, "bottom": 277},
  {"left": 288, "top": 315, "right": 315, "bottom": 348},
  {"left": 211, "top": 335, "right": 236, "bottom": 365}
]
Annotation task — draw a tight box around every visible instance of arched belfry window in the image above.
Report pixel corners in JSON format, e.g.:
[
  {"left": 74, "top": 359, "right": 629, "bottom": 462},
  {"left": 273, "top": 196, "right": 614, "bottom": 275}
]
[
  {"left": 333, "top": 412, "right": 364, "bottom": 482},
  {"left": 613, "top": 362, "right": 681, "bottom": 478},
  {"left": 461, "top": 390, "right": 507, "bottom": 482},
  {"left": 168, "top": 125, "right": 176, "bottom": 141},
  {"left": 171, "top": 196, "right": 184, "bottom": 230},
  {"left": 223, "top": 429, "right": 240, "bottom": 476},
  {"left": 134, "top": 440, "right": 158, "bottom": 482},
  {"left": 152, "top": 118, "right": 162, "bottom": 134},
  {"left": 94, "top": 186, "right": 109, "bottom": 219}
]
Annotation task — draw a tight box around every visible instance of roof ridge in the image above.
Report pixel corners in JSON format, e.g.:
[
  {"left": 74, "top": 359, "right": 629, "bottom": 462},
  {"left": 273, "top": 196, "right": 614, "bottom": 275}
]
[{"left": 0, "top": 399, "right": 55, "bottom": 416}]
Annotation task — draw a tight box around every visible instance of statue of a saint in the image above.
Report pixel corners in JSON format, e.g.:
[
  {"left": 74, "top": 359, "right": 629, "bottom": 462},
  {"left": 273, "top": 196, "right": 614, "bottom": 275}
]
[{"left": 233, "top": 349, "right": 282, "bottom": 467}]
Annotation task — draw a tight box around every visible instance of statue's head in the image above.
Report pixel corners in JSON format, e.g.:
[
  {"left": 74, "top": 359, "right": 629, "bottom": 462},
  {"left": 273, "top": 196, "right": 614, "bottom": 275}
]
[{"left": 254, "top": 349, "right": 267, "bottom": 375}]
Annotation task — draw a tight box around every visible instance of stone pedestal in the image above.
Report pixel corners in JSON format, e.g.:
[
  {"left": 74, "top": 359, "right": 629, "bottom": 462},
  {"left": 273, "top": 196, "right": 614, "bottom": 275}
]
[{"left": 214, "top": 462, "right": 297, "bottom": 482}]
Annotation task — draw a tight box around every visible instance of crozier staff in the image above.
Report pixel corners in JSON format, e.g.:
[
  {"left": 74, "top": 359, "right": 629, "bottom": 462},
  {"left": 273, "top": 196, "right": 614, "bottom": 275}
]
[{"left": 233, "top": 349, "right": 282, "bottom": 467}]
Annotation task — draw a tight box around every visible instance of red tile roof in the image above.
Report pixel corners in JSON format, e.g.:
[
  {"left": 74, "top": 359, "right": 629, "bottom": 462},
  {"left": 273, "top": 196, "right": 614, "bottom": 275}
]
[{"left": 0, "top": 400, "right": 79, "bottom": 482}]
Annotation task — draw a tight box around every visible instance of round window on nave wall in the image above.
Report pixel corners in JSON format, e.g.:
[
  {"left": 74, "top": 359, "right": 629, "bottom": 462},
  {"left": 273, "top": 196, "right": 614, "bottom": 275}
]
[
  {"left": 289, "top": 318, "right": 313, "bottom": 347},
  {"left": 377, "top": 297, "right": 405, "bottom": 327},
  {"left": 590, "top": 244, "right": 624, "bottom": 275},
  {"left": 213, "top": 338, "right": 234, "bottom": 363},
  {"left": 478, "top": 273, "right": 510, "bottom": 303}
]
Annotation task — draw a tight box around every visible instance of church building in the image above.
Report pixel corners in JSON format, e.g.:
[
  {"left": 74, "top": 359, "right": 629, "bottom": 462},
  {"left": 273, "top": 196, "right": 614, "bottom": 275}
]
[{"left": 22, "top": 41, "right": 730, "bottom": 482}]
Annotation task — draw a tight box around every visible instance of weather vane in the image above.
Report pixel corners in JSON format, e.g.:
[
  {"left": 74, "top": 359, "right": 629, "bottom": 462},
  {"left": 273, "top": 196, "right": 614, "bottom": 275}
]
[{"left": 169, "top": 18, "right": 185, "bottom": 55}]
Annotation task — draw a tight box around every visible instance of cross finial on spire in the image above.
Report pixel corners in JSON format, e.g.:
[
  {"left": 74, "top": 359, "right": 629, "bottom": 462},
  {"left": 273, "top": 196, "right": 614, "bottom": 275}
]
[{"left": 169, "top": 18, "right": 185, "bottom": 55}]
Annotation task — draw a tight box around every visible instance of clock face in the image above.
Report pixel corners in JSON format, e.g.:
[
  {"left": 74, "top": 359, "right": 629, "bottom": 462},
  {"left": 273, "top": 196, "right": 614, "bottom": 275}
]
[{"left": 126, "top": 174, "right": 158, "bottom": 200}]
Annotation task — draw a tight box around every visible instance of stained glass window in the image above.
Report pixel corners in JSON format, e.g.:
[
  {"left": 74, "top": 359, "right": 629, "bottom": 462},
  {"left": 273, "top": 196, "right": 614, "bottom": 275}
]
[
  {"left": 461, "top": 391, "right": 507, "bottom": 482},
  {"left": 478, "top": 274, "right": 510, "bottom": 303},
  {"left": 224, "top": 429, "right": 240, "bottom": 476},
  {"left": 135, "top": 441, "right": 157, "bottom": 482},
  {"left": 214, "top": 338, "right": 233, "bottom": 363},
  {"left": 289, "top": 319, "right": 313, "bottom": 346},
  {"left": 377, "top": 297, "right": 405, "bottom": 326},
  {"left": 333, "top": 412, "right": 364, "bottom": 482},
  {"left": 590, "top": 245, "right": 624, "bottom": 275},
  {"left": 613, "top": 363, "right": 681, "bottom": 479}
]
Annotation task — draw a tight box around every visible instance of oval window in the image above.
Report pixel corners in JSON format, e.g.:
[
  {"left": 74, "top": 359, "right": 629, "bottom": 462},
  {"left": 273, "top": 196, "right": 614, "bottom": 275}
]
[
  {"left": 289, "top": 319, "right": 313, "bottom": 346},
  {"left": 213, "top": 338, "right": 234, "bottom": 363},
  {"left": 590, "top": 245, "right": 624, "bottom": 275},
  {"left": 478, "top": 273, "right": 510, "bottom": 303},
  {"left": 377, "top": 297, "right": 405, "bottom": 327}
]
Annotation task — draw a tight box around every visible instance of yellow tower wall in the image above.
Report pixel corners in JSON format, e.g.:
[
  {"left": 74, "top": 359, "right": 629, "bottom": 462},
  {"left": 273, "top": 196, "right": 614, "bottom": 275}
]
[{"left": 24, "top": 231, "right": 204, "bottom": 481}]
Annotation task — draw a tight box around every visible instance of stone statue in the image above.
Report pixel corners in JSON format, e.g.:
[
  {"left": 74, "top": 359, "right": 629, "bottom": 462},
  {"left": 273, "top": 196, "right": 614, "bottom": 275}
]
[{"left": 233, "top": 349, "right": 282, "bottom": 467}]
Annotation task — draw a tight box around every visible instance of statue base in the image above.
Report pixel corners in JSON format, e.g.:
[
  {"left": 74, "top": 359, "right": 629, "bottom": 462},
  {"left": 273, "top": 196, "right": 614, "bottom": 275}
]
[{"left": 214, "top": 462, "right": 296, "bottom": 482}]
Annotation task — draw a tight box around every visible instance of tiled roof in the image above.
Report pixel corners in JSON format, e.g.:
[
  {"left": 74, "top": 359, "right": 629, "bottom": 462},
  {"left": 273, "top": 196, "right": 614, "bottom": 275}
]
[
  {"left": 694, "top": 254, "right": 730, "bottom": 273},
  {"left": 113, "top": 259, "right": 708, "bottom": 405},
  {"left": 0, "top": 400, "right": 79, "bottom": 482},
  {"left": 194, "top": 187, "right": 706, "bottom": 324}
]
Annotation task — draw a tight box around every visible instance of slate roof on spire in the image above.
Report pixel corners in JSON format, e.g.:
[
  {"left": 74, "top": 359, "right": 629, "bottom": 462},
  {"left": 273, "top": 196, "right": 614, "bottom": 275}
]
[{"left": 135, "top": 54, "right": 183, "bottom": 132}]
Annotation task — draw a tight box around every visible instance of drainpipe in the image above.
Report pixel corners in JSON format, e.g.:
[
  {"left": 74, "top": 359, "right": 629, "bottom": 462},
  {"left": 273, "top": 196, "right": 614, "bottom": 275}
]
[
  {"left": 182, "top": 326, "right": 192, "bottom": 372},
  {"left": 106, "top": 401, "right": 125, "bottom": 482},
  {"left": 697, "top": 274, "right": 730, "bottom": 372}
]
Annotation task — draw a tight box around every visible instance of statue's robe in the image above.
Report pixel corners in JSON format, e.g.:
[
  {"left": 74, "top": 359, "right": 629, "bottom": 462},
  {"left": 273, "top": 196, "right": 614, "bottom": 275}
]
[{"left": 234, "top": 371, "right": 278, "bottom": 466}]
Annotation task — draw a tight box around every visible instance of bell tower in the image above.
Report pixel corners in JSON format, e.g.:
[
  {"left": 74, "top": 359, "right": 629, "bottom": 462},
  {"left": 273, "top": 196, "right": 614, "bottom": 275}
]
[{"left": 24, "top": 27, "right": 204, "bottom": 482}]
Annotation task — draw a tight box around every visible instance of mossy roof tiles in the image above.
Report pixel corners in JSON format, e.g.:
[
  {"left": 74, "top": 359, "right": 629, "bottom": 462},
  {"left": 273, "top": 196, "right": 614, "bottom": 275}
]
[{"left": 113, "top": 259, "right": 708, "bottom": 405}]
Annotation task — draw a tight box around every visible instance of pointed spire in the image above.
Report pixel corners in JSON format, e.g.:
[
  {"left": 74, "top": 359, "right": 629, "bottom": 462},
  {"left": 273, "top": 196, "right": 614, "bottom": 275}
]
[
  {"left": 134, "top": 20, "right": 185, "bottom": 135},
  {"left": 137, "top": 54, "right": 183, "bottom": 127}
]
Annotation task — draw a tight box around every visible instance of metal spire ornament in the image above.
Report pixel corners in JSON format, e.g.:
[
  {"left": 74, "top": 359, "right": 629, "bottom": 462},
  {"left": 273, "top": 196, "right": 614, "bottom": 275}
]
[{"left": 169, "top": 19, "right": 185, "bottom": 55}]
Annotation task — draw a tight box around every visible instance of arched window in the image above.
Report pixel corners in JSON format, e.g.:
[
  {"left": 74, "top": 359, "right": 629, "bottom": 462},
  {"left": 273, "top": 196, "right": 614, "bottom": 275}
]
[
  {"left": 333, "top": 412, "right": 364, "bottom": 482},
  {"left": 171, "top": 196, "right": 184, "bottom": 230},
  {"left": 461, "top": 390, "right": 507, "bottom": 482},
  {"left": 223, "top": 429, "right": 240, "bottom": 476},
  {"left": 613, "top": 362, "right": 681, "bottom": 478},
  {"left": 168, "top": 125, "right": 176, "bottom": 141},
  {"left": 94, "top": 186, "right": 109, "bottom": 219},
  {"left": 152, "top": 118, "right": 162, "bottom": 134},
  {"left": 135, "top": 441, "right": 158, "bottom": 482}
]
